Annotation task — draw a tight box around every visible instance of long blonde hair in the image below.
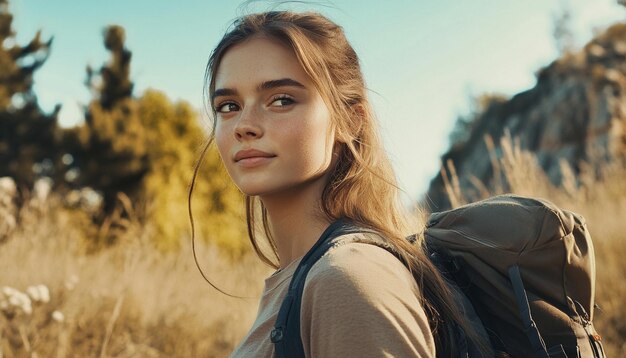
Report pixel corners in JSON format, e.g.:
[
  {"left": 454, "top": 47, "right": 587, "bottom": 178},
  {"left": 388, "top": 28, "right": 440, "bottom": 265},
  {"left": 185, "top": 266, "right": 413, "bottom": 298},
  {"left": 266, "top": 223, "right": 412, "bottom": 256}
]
[{"left": 193, "top": 11, "right": 489, "bottom": 356}]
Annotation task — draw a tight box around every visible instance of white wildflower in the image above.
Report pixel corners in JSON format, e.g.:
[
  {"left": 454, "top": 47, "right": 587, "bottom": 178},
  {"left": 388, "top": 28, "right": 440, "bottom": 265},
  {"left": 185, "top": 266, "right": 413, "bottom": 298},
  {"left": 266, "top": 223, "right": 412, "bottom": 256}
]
[
  {"left": 64, "top": 167, "right": 79, "bottom": 183},
  {"left": 22, "top": 301, "right": 33, "bottom": 314},
  {"left": 62, "top": 153, "right": 74, "bottom": 166},
  {"left": 33, "top": 177, "right": 52, "bottom": 202},
  {"left": 2, "top": 286, "right": 20, "bottom": 297},
  {"left": 0, "top": 177, "right": 16, "bottom": 197},
  {"left": 39, "top": 284, "right": 51, "bottom": 302},
  {"left": 4, "top": 287, "right": 32, "bottom": 315},
  {"left": 21, "top": 300, "right": 32, "bottom": 315},
  {"left": 2, "top": 286, "right": 33, "bottom": 315},
  {"left": 80, "top": 187, "right": 103, "bottom": 212},
  {"left": 26, "top": 286, "right": 39, "bottom": 301},
  {"left": 51, "top": 310, "right": 65, "bottom": 322},
  {"left": 26, "top": 284, "right": 50, "bottom": 303}
]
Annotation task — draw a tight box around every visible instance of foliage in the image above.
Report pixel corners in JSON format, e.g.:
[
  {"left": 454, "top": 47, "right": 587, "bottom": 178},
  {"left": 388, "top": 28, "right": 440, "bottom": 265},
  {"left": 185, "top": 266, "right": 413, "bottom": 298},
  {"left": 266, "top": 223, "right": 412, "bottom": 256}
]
[
  {"left": 1, "top": 132, "right": 625, "bottom": 356},
  {"left": 0, "top": 0, "right": 61, "bottom": 190},
  {"left": 0, "top": 183, "right": 266, "bottom": 357},
  {"left": 0, "top": 0, "right": 51, "bottom": 109},
  {"left": 86, "top": 25, "right": 133, "bottom": 110},
  {"left": 137, "top": 90, "right": 246, "bottom": 252},
  {"left": 64, "top": 25, "right": 148, "bottom": 215},
  {"left": 61, "top": 25, "right": 247, "bottom": 251}
]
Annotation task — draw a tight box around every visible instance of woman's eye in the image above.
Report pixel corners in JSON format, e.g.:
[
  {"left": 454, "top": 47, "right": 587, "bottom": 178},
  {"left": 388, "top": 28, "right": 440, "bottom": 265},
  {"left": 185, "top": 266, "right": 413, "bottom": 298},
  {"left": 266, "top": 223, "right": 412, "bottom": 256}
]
[
  {"left": 216, "top": 102, "right": 239, "bottom": 113},
  {"left": 270, "top": 96, "right": 295, "bottom": 107}
]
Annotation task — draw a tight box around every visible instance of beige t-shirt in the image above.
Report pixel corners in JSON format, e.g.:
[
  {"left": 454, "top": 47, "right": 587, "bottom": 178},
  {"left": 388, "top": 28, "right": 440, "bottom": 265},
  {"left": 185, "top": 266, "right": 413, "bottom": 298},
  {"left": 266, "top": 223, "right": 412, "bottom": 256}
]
[{"left": 230, "top": 232, "right": 436, "bottom": 358}]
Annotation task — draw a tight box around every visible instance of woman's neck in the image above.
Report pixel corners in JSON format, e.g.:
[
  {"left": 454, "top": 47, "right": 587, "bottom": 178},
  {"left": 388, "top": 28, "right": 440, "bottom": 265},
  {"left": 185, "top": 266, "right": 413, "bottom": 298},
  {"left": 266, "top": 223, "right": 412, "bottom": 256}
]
[{"left": 260, "top": 178, "right": 332, "bottom": 269}]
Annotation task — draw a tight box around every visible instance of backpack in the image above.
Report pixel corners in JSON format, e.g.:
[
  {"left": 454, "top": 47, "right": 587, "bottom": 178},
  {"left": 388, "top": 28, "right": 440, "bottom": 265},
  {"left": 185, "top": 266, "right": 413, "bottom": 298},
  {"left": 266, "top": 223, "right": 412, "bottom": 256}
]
[{"left": 270, "top": 194, "right": 605, "bottom": 358}]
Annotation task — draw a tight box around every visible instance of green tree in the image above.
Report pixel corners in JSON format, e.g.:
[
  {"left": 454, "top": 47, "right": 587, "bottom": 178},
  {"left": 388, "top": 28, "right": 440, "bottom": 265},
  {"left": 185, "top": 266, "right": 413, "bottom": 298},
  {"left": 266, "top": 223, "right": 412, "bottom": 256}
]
[
  {"left": 65, "top": 25, "right": 245, "bottom": 251},
  {"left": 65, "top": 25, "right": 148, "bottom": 215},
  {"left": 137, "top": 90, "right": 246, "bottom": 252},
  {"left": 86, "top": 25, "right": 133, "bottom": 110},
  {"left": 0, "top": 0, "right": 61, "bottom": 190}
]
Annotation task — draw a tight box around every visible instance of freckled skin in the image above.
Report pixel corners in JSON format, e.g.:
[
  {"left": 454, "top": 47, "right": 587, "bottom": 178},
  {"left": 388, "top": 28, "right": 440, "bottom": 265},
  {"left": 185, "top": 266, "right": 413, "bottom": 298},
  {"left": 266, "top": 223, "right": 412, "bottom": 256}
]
[{"left": 214, "top": 36, "right": 336, "bottom": 197}]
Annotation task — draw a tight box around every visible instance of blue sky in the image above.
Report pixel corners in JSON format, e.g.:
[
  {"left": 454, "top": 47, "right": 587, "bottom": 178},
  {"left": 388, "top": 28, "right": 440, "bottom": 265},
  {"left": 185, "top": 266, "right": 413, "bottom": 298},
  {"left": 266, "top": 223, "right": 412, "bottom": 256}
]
[{"left": 12, "top": 0, "right": 626, "bottom": 202}]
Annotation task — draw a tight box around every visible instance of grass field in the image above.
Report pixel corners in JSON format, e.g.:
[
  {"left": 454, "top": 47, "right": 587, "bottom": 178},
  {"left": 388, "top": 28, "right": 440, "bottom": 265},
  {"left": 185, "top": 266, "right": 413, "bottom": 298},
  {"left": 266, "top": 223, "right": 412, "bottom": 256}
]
[
  {"left": 0, "top": 190, "right": 270, "bottom": 357},
  {"left": 1, "top": 135, "right": 624, "bottom": 357}
]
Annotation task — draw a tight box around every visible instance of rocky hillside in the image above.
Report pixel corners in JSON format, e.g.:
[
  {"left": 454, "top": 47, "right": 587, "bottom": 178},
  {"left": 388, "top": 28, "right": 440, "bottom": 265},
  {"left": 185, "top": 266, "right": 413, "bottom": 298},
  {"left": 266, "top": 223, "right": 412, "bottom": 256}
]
[{"left": 425, "top": 23, "right": 626, "bottom": 210}]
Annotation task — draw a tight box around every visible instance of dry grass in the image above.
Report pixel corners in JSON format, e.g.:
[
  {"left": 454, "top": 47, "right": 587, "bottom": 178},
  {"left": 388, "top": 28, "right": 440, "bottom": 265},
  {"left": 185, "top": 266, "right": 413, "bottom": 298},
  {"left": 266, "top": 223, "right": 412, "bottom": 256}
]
[
  {"left": 439, "top": 133, "right": 626, "bottom": 356},
  {"left": 0, "top": 189, "right": 270, "bottom": 357},
  {"left": 1, "top": 132, "right": 625, "bottom": 357}
]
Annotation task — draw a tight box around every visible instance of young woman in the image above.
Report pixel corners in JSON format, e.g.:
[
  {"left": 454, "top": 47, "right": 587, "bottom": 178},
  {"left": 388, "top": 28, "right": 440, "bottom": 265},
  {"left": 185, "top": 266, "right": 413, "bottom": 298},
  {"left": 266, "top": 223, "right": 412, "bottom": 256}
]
[{"left": 196, "top": 10, "right": 486, "bottom": 357}]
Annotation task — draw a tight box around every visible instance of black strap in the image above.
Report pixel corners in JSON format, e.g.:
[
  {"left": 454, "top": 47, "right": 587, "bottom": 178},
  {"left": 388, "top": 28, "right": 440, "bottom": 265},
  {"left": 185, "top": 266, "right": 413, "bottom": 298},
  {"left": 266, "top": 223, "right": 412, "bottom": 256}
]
[
  {"left": 428, "top": 247, "right": 491, "bottom": 358},
  {"left": 272, "top": 220, "right": 490, "bottom": 358},
  {"left": 272, "top": 219, "right": 369, "bottom": 358},
  {"left": 507, "top": 265, "right": 550, "bottom": 358},
  {"left": 547, "top": 344, "right": 568, "bottom": 357}
]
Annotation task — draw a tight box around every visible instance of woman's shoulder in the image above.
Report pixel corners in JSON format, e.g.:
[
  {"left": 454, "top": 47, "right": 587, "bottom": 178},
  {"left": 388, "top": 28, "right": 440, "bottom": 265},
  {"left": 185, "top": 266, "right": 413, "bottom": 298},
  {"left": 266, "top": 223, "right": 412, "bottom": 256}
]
[
  {"left": 299, "top": 232, "right": 436, "bottom": 357},
  {"left": 304, "top": 231, "right": 418, "bottom": 297}
]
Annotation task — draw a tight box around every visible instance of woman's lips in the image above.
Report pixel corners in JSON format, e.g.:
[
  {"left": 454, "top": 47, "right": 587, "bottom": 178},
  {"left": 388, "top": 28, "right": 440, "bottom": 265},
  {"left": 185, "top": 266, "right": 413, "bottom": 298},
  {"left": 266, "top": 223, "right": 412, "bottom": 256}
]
[
  {"left": 233, "top": 148, "right": 276, "bottom": 168},
  {"left": 236, "top": 156, "right": 275, "bottom": 168}
]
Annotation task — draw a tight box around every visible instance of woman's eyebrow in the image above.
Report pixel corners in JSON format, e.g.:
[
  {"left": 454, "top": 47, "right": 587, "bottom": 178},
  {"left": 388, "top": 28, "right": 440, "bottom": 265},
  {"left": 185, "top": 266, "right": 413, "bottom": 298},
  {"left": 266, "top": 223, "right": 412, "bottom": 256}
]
[
  {"left": 212, "top": 88, "right": 237, "bottom": 102},
  {"left": 258, "top": 78, "right": 306, "bottom": 91},
  {"left": 212, "top": 78, "right": 306, "bottom": 102}
]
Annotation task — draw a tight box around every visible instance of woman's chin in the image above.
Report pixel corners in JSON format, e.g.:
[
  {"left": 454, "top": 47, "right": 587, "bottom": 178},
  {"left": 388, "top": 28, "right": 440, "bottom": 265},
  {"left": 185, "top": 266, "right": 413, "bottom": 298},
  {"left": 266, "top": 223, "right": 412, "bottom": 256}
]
[
  {"left": 236, "top": 184, "right": 274, "bottom": 197},
  {"left": 238, "top": 183, "right": 293, "bottom": 198}
]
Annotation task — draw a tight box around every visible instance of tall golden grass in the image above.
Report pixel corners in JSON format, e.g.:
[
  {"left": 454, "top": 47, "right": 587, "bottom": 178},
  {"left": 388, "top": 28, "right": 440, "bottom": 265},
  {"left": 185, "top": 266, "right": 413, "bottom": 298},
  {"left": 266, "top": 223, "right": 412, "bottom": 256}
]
[
  {"left": 0, "top": 190, "right": 270, "bottom": 357},
  {"left": 439, "top": 133, "right": 626, "bottom": 356},
  {"left": 1, "top": 133, "right": 624, "bottom": 357}
]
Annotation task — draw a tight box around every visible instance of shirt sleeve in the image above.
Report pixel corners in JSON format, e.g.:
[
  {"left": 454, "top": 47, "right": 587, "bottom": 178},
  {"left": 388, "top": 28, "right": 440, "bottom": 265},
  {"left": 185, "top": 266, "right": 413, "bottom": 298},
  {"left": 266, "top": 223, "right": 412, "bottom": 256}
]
[{"left": 300, "top": 241, "right": 436, "bottom": 358}]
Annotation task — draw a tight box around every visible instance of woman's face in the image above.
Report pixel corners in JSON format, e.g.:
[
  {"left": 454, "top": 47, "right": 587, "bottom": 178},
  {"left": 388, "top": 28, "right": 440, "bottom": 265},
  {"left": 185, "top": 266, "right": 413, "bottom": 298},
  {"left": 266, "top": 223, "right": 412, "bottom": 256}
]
[{"left": 213, "top": 36, "right": 336, "bottom": 197}]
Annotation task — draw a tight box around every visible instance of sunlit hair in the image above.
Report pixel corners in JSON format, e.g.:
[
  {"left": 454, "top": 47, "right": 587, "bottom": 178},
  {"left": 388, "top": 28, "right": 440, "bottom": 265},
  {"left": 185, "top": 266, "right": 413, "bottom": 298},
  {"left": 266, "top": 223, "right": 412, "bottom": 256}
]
[{"left": 192, "top": 10, "right": 490, "bottom": 356}]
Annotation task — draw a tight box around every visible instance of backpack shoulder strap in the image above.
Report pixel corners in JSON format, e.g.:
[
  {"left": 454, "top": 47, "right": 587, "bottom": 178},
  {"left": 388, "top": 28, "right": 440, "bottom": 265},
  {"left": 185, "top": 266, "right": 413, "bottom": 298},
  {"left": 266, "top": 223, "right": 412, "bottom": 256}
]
[
  {"left": 508, "top": 265, "right": 551, "bottom": 358},
  {"left": 271, "top": 218, "right": 370, "bottom": 358},
  {"left": 272, "top": 219, "right": 482, "bottom": 358}
]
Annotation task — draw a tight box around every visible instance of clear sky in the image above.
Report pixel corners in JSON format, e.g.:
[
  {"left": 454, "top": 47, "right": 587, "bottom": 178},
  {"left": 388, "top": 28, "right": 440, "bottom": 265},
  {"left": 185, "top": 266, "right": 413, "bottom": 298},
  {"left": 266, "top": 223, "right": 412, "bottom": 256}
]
[{"left": 11, "top": 0, "right": 626, "bottom": 203}]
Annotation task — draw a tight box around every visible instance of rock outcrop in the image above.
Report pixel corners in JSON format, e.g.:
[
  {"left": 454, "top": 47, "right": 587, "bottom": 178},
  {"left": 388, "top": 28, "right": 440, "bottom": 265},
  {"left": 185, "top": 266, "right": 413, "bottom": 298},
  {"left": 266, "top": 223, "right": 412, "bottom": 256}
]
[{"left": 425, "top": 23, "right": 626, "bottom": 210}]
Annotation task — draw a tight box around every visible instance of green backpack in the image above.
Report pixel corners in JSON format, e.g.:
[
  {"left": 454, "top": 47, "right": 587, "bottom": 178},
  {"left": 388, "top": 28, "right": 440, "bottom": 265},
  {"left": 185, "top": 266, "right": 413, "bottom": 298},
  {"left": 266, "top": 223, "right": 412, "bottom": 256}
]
[
  {"left": 271, "top": 194, "right": 605, "bottom": 357},
  {"left": 425, "top": 194, "right": 604, "bottom": 357}
]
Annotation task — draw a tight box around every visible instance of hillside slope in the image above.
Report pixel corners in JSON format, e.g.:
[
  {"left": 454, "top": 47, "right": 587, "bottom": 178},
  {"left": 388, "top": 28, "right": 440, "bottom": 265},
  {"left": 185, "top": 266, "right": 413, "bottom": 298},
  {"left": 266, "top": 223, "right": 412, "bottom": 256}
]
[{"left": 426, "top": 23, "right": 626, "bottom": 209}]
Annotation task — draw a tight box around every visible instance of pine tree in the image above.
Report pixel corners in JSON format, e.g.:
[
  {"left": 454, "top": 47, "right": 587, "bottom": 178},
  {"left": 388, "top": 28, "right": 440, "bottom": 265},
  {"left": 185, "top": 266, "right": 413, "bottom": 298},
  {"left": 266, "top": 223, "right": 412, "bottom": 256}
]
[
  {"left": 0, "top": 0, "right": 61, "bottom": 190},
  {"left": 66, "top": 25, "right": 148, "bottom": 215},
  {"left": 66, "top": 26, "right": 246, "bottom": 251},
  {"left": 86, "top": 25, "right": 133, "bottom": 110}
]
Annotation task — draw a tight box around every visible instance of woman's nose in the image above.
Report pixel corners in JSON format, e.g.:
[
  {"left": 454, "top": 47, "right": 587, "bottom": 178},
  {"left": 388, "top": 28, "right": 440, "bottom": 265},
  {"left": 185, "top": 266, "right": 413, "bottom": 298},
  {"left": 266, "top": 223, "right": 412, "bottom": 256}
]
[{"left": 234, "top": 107, "right": 263, "bottom": 140}]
